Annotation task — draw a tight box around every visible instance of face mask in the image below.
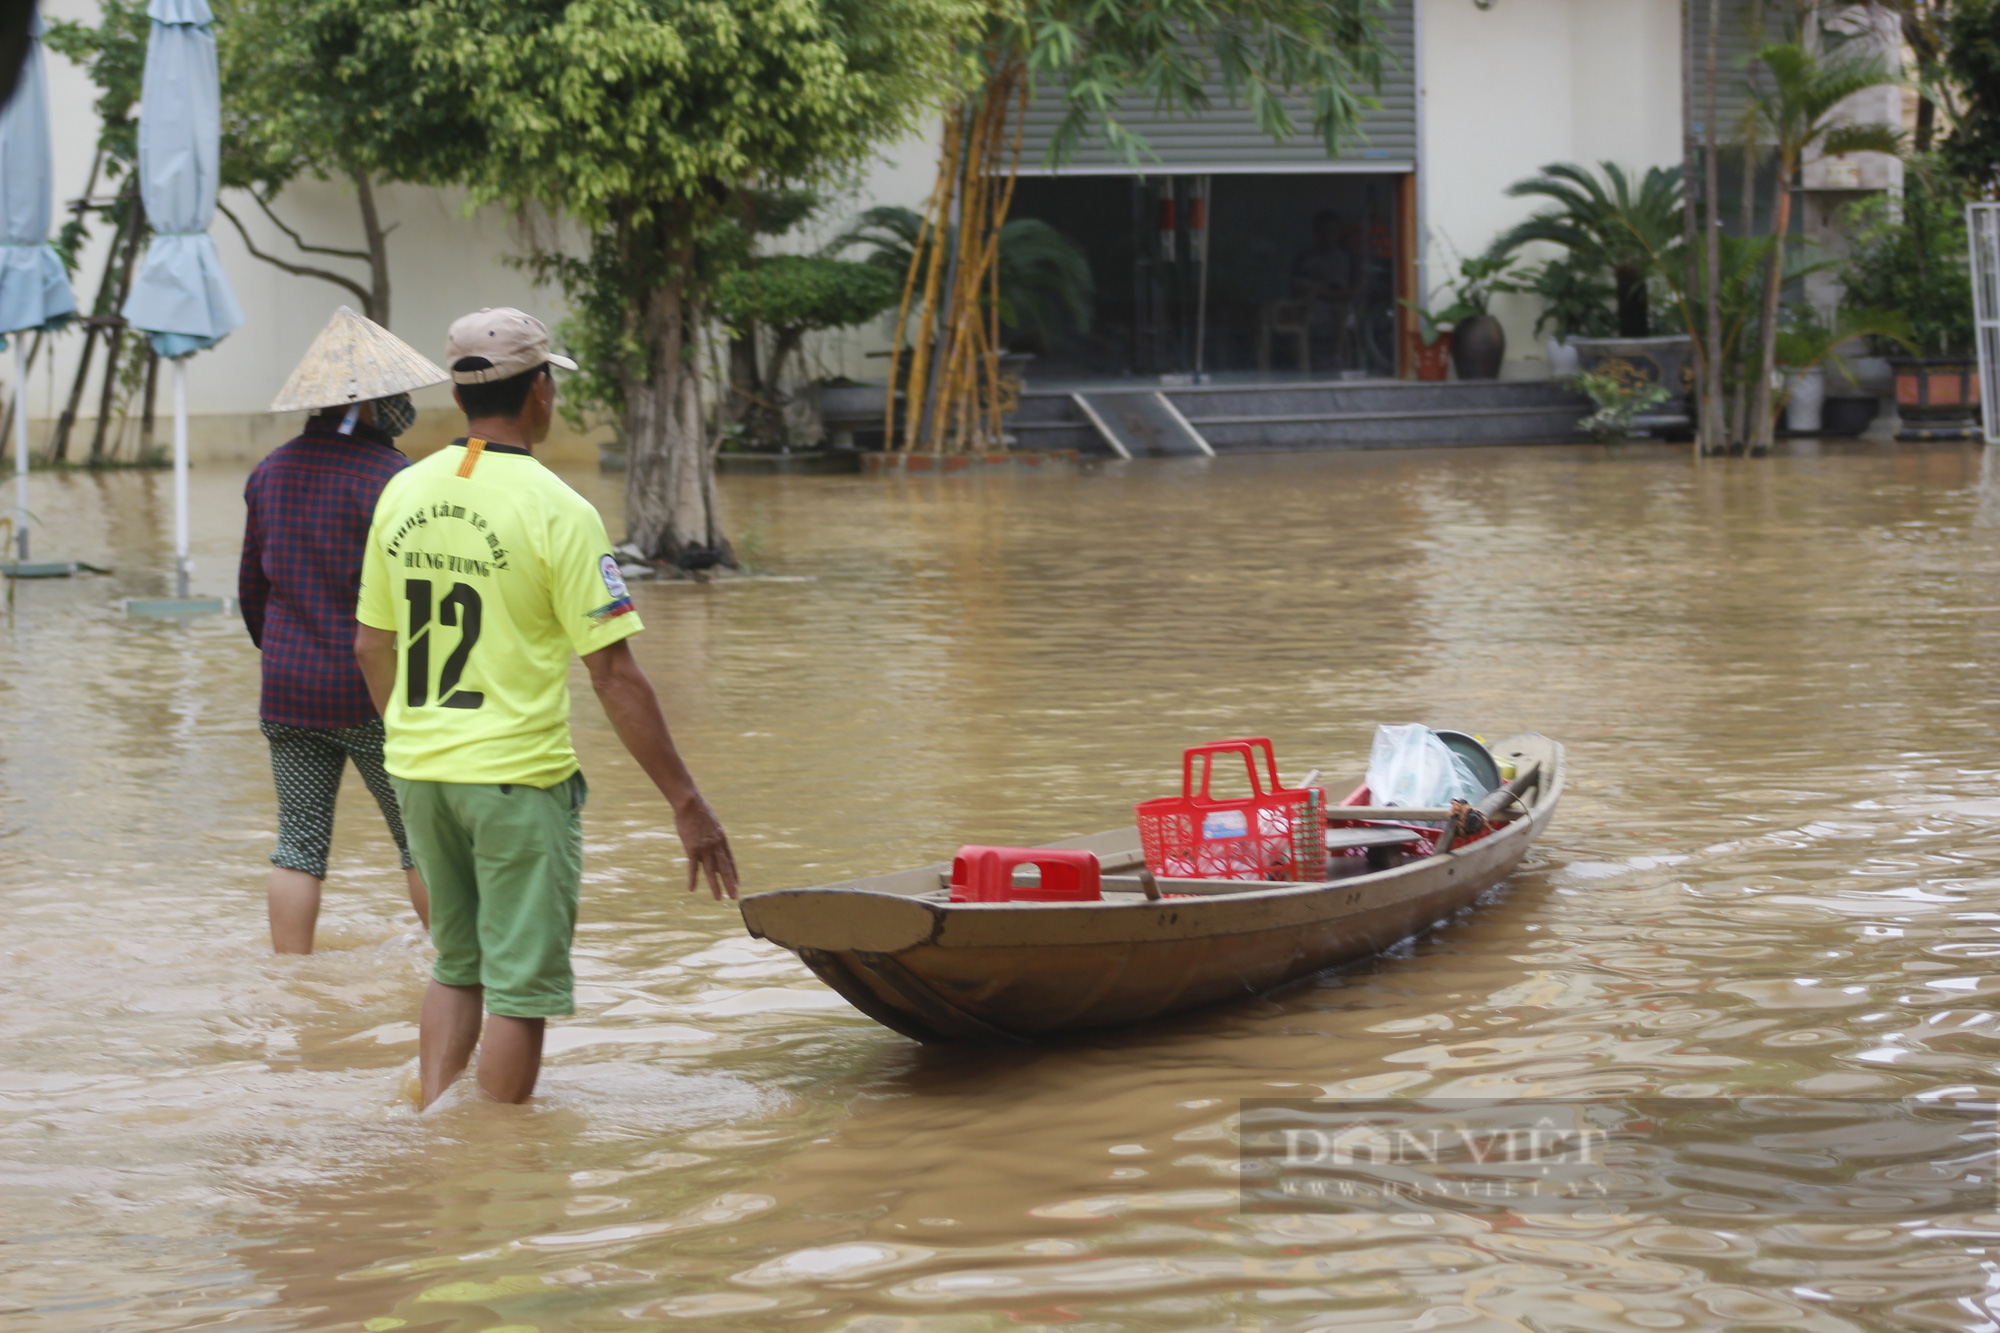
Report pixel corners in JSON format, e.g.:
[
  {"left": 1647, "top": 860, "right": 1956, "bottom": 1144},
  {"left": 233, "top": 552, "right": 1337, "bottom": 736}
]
[{"left": 373, "top": 393, "right": 417, "bottom": 438}]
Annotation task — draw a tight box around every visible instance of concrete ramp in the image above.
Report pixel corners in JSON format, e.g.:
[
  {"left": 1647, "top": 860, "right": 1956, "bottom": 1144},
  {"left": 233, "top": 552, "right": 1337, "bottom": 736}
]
[{"left": 1070, "top": 391, "right": 1214, "bottom": 459}]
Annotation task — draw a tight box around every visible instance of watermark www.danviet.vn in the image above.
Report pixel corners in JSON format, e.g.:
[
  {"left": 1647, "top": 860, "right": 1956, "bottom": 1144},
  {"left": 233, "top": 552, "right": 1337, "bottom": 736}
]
[{"left": 1237, "top": 1098, "right": 2000, "bottom": 1221}]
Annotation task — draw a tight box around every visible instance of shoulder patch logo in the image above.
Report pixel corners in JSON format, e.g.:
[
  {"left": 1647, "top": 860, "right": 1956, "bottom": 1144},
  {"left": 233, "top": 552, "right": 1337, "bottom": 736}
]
[
  {"left": 599, "top": 554, "right": 630, "bottom": 601},
  {"left": 587, "top": 553, "right": 637, "bottom": 625}
]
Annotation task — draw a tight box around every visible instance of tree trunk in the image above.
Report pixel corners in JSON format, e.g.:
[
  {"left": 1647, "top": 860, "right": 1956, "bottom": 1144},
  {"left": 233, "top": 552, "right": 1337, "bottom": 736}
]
[
  {"left": 622, "top": 278, "right": 732, "bottom": 566},
  {"left": 351, "top": 167, "right": 392, "bottom": 327},
  {"left": 89, "top": 191, "right": 149, "bottom": 464},
  {"left": 1614, "top": 264, "right": 1650, "bottom": 337},
  {"left": 1681, "top": 0, "right": 1704, "bottom": 451},
  {"left": 1702, "top": 0, "right": 1729, "bottom": 454},
  {"left": 1731, "top": 136, "right": 1759, "bottom": 450},
  {"left": 1749, "top": 152, "right": 1796, "bottom": 454}
]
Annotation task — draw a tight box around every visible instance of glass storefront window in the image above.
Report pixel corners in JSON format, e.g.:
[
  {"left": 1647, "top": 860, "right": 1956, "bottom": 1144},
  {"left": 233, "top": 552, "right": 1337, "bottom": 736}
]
[{"left": 1005, "top": 171, "right": 1404, "bottom": 384}]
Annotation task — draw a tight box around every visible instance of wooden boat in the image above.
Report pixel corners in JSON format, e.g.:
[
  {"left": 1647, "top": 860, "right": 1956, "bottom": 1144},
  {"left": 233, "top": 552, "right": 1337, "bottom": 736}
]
[{"left": 739, "top": 732, "right": 1563, "bottom": 1043}]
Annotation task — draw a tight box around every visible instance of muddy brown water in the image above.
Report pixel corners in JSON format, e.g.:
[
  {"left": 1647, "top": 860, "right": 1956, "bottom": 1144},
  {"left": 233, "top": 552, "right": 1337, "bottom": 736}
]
[{"left": 4, "top": 443, "right": 2000, "bottom": 1331}]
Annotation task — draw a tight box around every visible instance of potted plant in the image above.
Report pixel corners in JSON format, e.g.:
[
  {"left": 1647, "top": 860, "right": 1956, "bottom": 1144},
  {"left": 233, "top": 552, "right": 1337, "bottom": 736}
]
[
  {"left": 1839, "top": 159, "right": 1978, "bottom": 439},
  {"left": 1773, "top": 304, "right": 1913, "bottom": 436},
  {"left": 1398, "top": 298, "right": 1464, "bottom": 381},
  {"left": 1567, "top": 369, "right": 1671, "bottom": 441},
  {"left": 1433, "top": 253, "right": 1515, "bottom": 380}
]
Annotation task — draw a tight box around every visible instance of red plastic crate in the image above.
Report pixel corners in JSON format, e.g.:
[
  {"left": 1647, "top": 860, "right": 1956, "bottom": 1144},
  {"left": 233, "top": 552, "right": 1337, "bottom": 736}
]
[
  {"left": 1135, "top": 738, "right": 1326, "bottom": 882},
  {"left": 948, "top": 846, "right": 1103, "bottom": 903}
]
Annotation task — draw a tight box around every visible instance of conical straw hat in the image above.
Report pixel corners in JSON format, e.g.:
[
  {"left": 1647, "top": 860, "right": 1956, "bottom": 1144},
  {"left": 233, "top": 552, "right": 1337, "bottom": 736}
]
[{"left": 269, "top": 306, "right": 450, "bottom": 413}]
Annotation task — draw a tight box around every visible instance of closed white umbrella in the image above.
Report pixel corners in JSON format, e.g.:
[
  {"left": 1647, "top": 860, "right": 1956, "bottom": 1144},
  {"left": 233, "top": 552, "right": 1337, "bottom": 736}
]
[
  {"left": 0, "top": 14, "right": 78, "bottom": 562},
  {"left": 120, "top": 0, "right": 242, "bottom": 598}
]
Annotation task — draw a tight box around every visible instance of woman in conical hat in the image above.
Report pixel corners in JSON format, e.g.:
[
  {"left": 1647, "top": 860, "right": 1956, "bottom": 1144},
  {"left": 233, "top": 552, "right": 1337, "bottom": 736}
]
[{"left": 240, "top": 308, "right": 448, "bottom": 953}]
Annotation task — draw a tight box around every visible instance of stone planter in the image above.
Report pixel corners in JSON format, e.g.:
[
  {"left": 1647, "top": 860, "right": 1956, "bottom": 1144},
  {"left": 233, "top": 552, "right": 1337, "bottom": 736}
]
[
  {"left": 1888, "top": 357, "right": 1981, "bottom": 440},
  {"left": 1450, "top": 314, "right": 1506, "bottom": 381},
  {"left": 811, "top": 382, "right": 893, "bottom": 450},
  {"left": 1569, "top": 335, "right": 1696, "bottom": 398}
]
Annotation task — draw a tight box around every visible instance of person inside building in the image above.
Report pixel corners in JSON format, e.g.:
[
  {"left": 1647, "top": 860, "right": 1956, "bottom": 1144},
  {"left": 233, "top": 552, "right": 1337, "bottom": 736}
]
[
  {"left": 1291, "top": 209, "right": 1362, "bottom": 373},
  {"left": 354, "top": 307, "right": 737, "bottom": 1109},
  {"left": 241, "top": 307, "right": 447, "bottom": 953}
]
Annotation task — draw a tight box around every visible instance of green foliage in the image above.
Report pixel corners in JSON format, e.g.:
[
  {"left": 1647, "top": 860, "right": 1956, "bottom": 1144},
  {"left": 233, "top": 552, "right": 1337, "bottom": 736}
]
[
  {"left": 713, "top": 256, "right": 900, "bottom": 335},
  {"left": 1838, "top": 164, "right": 1975, "bottom": 356},
  {"left": 1011, "top": 0, "right": 1391, "bottom": 168},
  {"left": 1677, "top": 230, "right": 1820, "bottom": 418},
  {"left": 1446, "top": 253, "right": 1516, "bottom": 317},
  {"left": 1943, "top": 0, "right": 2000, "bottom": 192},
  {"left": 837, "top": 205, "right": 1094, "bottom": 344},
  {"left": 42, "top": 0, "right": 150, "bottom": 269},
  {"left": 1487, "top": 162, "right": 1684, "bottom": 338},
  {"left": 1773, "top": 304, "right": 1912, "bottom": 386},
  {"left": 994, "top": 218, "right": 1095, "bottom": 339},
  {"left": 1502, "top": 256, "right": 1617, "bottom": 341},
  {"left": 300, "top": 0, "right": 976, "bottom": 234},
  {"left": 1567, "top": 371, "right": 1671, "bottom": 442},
  {"left": 43, "top": 1, "right": 146, "bottom": 174},
  {"left": 212, "top": 0, "right": 367, "bottom": 193},
  {"left": 1399, "top": 252, "right": 1513, "bottom": 344},
  {"left": 1749, "top": 41, "right": 1905, "bottom": 164},
  {"left": 300, "top": 0, "right": 978, "bottom": 460}
]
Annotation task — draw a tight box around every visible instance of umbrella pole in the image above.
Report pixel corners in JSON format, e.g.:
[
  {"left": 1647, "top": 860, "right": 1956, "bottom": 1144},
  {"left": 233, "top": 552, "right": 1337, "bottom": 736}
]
[
  {"left": 172, "top": 357, "right": 188, "bottom": 598},
  {"left": 13, "top": 339, "right": 26, "bottom": 560}
]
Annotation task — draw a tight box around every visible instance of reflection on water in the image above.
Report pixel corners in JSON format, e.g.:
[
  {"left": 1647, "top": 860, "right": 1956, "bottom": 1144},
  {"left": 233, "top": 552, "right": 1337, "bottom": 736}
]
[{"left": 4, "top": 442, "right": 1999, "bottom": 1331}]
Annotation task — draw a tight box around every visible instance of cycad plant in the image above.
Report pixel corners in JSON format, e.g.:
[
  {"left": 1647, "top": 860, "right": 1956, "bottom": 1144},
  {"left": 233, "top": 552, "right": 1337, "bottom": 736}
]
[
  {"left": 838, "top": 205, "right": 1094, "bottom": 351},
  {"left": 1486, "top": 162, "right": 1684, "bottom": 338},
  {"left": 1742, "top": 41, "right": 1901, "bottom": 452}
]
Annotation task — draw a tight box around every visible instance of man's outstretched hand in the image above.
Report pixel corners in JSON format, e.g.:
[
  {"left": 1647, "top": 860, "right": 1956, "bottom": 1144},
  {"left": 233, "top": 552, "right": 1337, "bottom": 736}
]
[{"left": 675, "top": 796, "right": 738, "bottom": 900}]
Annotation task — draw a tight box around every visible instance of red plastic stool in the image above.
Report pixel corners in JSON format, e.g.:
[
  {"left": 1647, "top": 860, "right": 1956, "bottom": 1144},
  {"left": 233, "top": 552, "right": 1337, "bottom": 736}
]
[{"left": 948, "top": 846, "right": 1102, "bottom": 903}]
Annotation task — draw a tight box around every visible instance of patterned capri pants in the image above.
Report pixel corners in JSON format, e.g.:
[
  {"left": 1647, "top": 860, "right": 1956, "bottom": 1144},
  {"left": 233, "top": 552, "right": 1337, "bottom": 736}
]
[{"left": 261, "top": 719, "right": 414, "bottom": 880}]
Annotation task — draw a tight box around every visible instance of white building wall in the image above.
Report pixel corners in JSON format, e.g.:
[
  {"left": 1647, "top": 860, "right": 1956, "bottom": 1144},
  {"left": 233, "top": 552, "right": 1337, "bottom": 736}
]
[{"left": 1419, "top": 0, "right": 1685, "bottom": 372}]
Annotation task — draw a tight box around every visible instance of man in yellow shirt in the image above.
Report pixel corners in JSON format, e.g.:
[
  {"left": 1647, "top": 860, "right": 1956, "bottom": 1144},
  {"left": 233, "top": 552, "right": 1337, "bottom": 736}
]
[{"left": 355, "top": 307, "right": 736, "bottom": 1109}]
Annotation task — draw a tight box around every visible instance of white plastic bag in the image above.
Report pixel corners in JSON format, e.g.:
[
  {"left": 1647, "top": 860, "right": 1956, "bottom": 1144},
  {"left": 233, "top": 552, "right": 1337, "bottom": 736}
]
[{"left": 1365, "top": 724, "right": 1484, "bottom": 809}]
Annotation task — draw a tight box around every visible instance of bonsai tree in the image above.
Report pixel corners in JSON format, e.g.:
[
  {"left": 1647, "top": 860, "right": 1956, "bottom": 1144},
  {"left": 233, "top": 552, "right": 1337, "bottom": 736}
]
[
  {"left": 1486, "top": 162, "right": 1684, "bottom": 339},
  {"left": 712, "top": 255, "right": 902, "bottom": 449}
]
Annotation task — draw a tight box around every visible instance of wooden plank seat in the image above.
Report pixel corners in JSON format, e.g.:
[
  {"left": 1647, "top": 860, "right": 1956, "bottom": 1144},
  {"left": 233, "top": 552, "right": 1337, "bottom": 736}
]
[{"left": 1327, "top": 824, "right": 1426, "bottom": 871}]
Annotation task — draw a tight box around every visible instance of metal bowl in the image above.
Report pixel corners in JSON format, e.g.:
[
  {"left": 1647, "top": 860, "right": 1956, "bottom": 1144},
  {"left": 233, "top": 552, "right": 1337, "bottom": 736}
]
[{"left": 1433, "top": 729, "right": 1502, "bottom": 796}]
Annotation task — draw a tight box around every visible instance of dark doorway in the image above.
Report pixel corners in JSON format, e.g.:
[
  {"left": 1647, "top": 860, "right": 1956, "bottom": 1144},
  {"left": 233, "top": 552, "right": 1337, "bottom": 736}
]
[{"left": 1005, "top": 172, "right": 1405, "bottom": 384}]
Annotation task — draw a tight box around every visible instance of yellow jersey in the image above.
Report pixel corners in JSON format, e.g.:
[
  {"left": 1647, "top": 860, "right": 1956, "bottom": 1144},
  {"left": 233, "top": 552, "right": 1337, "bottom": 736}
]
[{"left": 357, "top": 438, "right": 643, "bottom": 785}]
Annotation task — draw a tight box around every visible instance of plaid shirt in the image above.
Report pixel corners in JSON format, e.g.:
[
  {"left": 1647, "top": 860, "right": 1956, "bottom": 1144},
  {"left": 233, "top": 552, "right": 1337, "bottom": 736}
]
[{"left": 239, "top": 419, "right": 409, "bottom": 727}]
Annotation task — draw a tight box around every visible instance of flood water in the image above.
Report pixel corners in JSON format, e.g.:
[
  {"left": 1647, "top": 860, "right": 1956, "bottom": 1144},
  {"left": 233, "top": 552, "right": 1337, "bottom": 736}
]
[{"left": 5, "top": 442, "right": 2000, "bottom": 1332}]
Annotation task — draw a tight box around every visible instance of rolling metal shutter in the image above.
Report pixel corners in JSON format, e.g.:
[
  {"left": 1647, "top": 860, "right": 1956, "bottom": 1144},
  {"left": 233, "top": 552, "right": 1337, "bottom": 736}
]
[
  {"left": 1692, "top": 0, "right": 1783, "bottom": 147},
  {"left": 1014, "top": 1, "right": 1416, "bottom": 175}
]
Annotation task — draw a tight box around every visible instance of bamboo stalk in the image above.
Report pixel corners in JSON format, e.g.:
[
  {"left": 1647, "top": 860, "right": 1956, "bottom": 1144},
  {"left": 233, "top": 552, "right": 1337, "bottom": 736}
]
[
  {"left": 902, "top": 107, "right": 962, "bottom": 452},
  {"left": 914, "top": 104, "right": 973, "bottom": 450},
  {"left": 984, "top": 70, "right": 1027, "bottom": 448}
]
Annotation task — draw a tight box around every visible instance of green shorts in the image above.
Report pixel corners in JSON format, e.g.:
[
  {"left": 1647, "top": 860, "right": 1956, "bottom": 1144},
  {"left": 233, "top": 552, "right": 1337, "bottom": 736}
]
[{"left": 393, "top": 771, "right": 588, "bottom": 1019}]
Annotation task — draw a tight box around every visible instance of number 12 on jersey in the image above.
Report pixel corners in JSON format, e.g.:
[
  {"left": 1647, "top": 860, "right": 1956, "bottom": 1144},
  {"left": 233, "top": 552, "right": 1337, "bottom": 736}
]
[{"left": 404, "top": 578, "right": 485, "bottom": 709}]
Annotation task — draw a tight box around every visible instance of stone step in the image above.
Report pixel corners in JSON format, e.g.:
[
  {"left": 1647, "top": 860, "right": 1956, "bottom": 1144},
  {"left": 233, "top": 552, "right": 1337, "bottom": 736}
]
[{"left": 1007, "top": 379, "right": 1592, "bottom": 454}]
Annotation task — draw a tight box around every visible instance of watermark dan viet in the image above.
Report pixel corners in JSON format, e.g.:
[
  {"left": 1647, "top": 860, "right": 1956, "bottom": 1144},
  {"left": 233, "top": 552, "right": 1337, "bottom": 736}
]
[{"left": 1236, "top": 1098, "right": 2000, "bottom": 1220}]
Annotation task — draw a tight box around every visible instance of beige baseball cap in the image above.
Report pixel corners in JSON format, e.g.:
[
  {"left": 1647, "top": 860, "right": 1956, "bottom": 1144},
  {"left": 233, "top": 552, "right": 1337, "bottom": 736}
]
[{"left": 445, "top": 306, "right": 579, "bottom": 383}]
